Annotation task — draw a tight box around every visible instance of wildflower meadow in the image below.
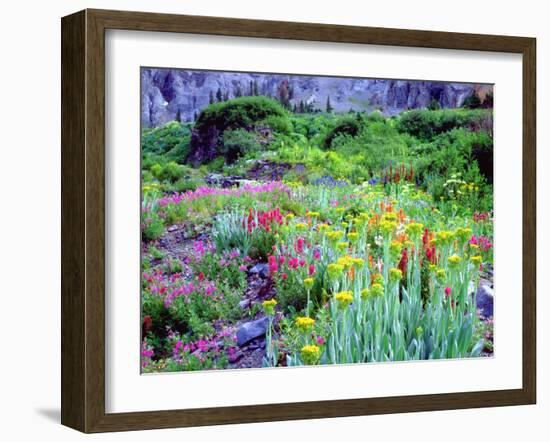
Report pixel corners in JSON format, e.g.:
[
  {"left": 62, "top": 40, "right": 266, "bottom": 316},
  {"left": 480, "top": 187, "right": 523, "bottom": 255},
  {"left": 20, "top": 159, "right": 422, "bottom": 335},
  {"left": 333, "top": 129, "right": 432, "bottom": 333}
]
[{"left": 140, "top": 69, "right": 494, "bottom": 372}]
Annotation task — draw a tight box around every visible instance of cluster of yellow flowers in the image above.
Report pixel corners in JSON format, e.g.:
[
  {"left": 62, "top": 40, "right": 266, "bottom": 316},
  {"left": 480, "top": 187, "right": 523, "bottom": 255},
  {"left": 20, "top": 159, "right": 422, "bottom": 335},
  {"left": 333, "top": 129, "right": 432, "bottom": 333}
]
[
  {"left": 447, "top": 254, "right": 462, "bottom": 268},
  {"left": 434, "top": 230, "right": 455, "bottom": 246},
  {"left": 262, "top": 299, "right": 277, "bottom": 315},
  {"left": 326, "top": 230, "right": 345, "bottom": 243},
  {"left": 326, "top": 263, "right": 344, "bottom": 280},
  {"left": 455, "top": 227, "right": 473, "bottom": 244},
  {"left": 306, "top": 211, "right": 320, "bottom": 218},
  {"left": 405, "top": 222, "right": 424, "bottom": 239},
  {"left": 470, "top": 255, "right": 483, "bottom": 266},
  {"left": 335, "top": 255, "right": 365, "bottom": 270},
  {"left": 361, "top": 283, "right": 385, "bottom": 300},
  {"left": 389, "top": 268, "right": 403, "bottom": 283},
  {"left": 335, "top": 290, "right": 353, "bottom": 308},
  {"left": 295, "top": 316, "right": 315, "bottom": 333},
  {"left": 380, "top": 220, "right": 397, "bottom": 236},
  {"left": 301, "top": 344, "right": 321, "bottom": 365}
]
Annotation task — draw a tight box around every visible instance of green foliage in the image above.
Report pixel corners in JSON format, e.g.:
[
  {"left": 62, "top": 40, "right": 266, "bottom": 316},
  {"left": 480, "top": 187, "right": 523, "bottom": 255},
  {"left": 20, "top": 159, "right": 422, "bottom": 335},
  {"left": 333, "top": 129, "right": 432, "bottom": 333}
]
[
  {"left": 141, "top": 121, "right": 191, "bottom": 163},
  {"left": 142, "top": 211, "right": 165, "bottom": 241},
  {"left": 259, "top": 114, "right": 293, "bottom": 134},
  {"left": 212, "top": 209, "right": 253, "bottom": 256},
  {"left": 195, "top": 96, "right": 288, "bottom": 133},
  {"left": 396, "top": 108, "right": 492, "bottom": 141},
  {"left": 322, "top": 116, "right": 362, "bottom": 149},
  {"left": 221, "top": 128, "right": 261, "bottom": 163},
  {"left": 150, "top": 161, "right": 186, "bottom": 183},
  {"left": 428, "top": 98, "right": 441, "bottom": 110},
  {"left": 463, "top": 91, "right": 482, "bottom": 109}
]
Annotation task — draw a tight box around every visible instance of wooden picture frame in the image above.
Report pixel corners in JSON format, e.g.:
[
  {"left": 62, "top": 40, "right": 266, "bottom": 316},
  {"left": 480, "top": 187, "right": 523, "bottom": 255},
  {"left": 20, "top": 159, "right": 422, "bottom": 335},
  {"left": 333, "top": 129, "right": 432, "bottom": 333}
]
[{"left": 61, "top": 8, "right": 536, "bottom": 433}]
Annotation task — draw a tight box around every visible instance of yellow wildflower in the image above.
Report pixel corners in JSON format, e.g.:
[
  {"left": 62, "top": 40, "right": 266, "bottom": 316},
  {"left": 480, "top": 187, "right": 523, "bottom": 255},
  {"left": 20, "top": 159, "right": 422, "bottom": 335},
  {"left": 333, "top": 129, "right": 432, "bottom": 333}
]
[
  {"left": 327, "top": 263, "right": 344, "bottom": 280},
  {"left": 337, "top": 241, "right": 349, "bottom": 252},
  {"left": 448, "top": 254, "right": 462, "bottom": 268},
  {"left": 301, "top": 344, "right": 321, "bottom": 365},
  {"left": 335, "top": 290, "right": 353, "bottom": 308},
  {"left": 470, "top": 255, "right": 483, "bottom": 266},
  {"left": 436, "top": 268, "right": 446, "bottom": 283},
  {"left": 380, "top": 220, "right": 397, "bottom": 236},
  {"left": 347, "top": 232, "right": 359, "bottom": 244},
  {"left": 295, "top": 316, "right": 315, "bottom": 333},
  {"left": 303, "top": 277, "right": 314, "bottom": 290},
  {"left": 262, "top": 299, "right": 277, "bottom": 315},
  {"left": 389, "top": 268, "right": 403, "bottom": 283},
  {"left": 405, "top": 222, "right": 424, "bottom": 239},
  {"left": 370, "top": 283, "right": 384, "bottom": 298}
]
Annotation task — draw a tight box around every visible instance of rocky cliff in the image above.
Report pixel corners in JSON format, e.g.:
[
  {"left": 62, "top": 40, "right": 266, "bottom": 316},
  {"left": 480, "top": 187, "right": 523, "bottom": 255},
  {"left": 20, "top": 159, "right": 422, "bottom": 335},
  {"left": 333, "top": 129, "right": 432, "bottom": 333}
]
[{"left": 141, "top": 68, "right": 490, "bottom": 127}]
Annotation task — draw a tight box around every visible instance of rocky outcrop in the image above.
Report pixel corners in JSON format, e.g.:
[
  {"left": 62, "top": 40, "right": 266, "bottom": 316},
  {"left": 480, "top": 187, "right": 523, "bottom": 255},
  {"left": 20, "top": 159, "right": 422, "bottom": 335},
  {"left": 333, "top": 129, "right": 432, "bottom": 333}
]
[{"left": 141, "top": 68, "right": 491, "bottom": 127}]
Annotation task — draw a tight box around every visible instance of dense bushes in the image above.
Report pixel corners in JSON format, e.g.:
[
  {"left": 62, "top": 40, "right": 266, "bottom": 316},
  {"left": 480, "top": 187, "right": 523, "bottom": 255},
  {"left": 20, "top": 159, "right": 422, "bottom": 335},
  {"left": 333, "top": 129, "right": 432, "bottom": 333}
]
[
  {"left": 322, "top": 115, "right": 362, "bottom": 148},
  {"left": 396, "top": 109, "right": 492, "bottom": 141},
  {"left": 195, "top": 96, "right": 289, "bottom": 133},
  {"left": 141, "top": 121, "right": 192, "bottom": 162},
  {"left": 221, "top": 129, "right": 261, "bottom": 162}
]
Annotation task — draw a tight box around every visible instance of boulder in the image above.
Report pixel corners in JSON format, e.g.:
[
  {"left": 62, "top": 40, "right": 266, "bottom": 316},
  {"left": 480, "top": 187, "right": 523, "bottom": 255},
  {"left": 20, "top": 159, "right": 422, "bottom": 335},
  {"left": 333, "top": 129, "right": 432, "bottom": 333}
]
[
  {"left": 476, "top": 280, "right": 494, "bottom": 318},
  {"left": 236, "top": 316, "right": 269, "bottom": 346}
]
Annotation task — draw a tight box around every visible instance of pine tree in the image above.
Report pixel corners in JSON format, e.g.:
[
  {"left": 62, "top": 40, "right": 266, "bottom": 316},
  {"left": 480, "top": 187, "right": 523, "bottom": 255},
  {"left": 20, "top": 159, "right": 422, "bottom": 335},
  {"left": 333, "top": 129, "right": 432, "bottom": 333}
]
[
  {"left": 463, "top": 91, "right": 482, "bottom": 109},
  {"left": 209, "top": 90, "right": 214, "bottom": 105},
  {"left": 216, "top": 88, "right": 223, "bottom": 102},
  {"left": 428, "top": 98, "right": 441, "bottom": 110},
  {"left": 253, "top": 80, "right": 259, "bottom": 96},
  {"left": 326, "top": 95, "right": 333, "bottom": 113},
  {"left": 175, "top": 109, "right": 182, "bottom": 122}
]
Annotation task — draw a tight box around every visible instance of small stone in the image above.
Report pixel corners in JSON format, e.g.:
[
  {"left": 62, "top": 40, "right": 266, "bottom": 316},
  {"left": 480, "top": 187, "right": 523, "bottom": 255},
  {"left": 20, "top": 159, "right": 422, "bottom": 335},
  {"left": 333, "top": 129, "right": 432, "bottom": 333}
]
[
  {"left": 167, "top": 225, "right": 178, "bottom": 232},
  {"left": 236, "top": 316, "right": 269, "bottom": 346},
  {"left": 249, "top": 263, "right": 269, "bottom": 278},
  {"left": 239, "top": 299, "right": 251, "bottom": 309}
]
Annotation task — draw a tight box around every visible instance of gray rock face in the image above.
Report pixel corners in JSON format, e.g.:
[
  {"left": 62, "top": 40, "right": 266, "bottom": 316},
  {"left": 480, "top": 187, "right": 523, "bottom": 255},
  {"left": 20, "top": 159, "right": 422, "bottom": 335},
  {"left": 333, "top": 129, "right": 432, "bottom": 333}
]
[
  {"left": 141, "top": 68, "right": 489, "bottom": 127},
  {"left": 476, "top": 280, "right": 494, "bottom": 318},
  {"left": 236, "top": 316, "right": 269, "bottom": 346}
]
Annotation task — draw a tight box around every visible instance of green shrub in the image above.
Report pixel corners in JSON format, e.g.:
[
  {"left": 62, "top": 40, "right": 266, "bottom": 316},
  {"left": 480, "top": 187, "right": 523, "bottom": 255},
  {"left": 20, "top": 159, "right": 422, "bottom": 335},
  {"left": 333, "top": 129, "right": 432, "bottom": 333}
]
[
  {"left": 195, "top": 96, "right": 288, "bottom": 133},
  {"left": 141, "top": 121, "right": 191, "bottom": 162},
  {"left": 150, "top": 161, "right": 186, "bottom": 183},
  {"left": 259, "top": 115, "right": 293, "bottom": 134},
  {"left": 397, "top": 109, "right": 492, "bottom": 141},
  {"left": 322, "top": 116, "right": 362, "bottom": 149},
  {"left": 221, "top": 129, "right": 261, "bottom": 163}
]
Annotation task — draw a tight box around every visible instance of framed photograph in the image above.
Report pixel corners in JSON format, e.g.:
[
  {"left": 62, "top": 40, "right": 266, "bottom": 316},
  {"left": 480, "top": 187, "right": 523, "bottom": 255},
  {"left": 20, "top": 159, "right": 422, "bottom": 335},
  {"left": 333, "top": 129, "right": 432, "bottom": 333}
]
[{"left": 61, "top": 9, "right": 536, "bottom": 433}]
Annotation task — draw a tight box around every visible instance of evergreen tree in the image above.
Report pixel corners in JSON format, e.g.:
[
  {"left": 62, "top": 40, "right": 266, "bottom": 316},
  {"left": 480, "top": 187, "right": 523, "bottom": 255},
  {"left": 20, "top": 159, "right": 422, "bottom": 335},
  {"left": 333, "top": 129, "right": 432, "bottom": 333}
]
[
  {"left": 175, "top": 109, "right": 182, "bottom": 122},
  {"left": 463, "top": 91, "right": 482, "bottom": 109},
  {"left": 216, "top": 88, "right": 223, "bottom": 102},
  {"left": 209, "top": 90, "right": 215, "bottom": 105},
  {"left": 253, "top": 80, "right": 259, "bottom": 96},
  {"left": 326, "top": 95, "right": 333, "bottom": 113},
  {"left": 223, "top": 91, "right": 229, "bottom": 101},
  {"left": 428, "top": 98, "right": 441, "bottom": 110}
]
